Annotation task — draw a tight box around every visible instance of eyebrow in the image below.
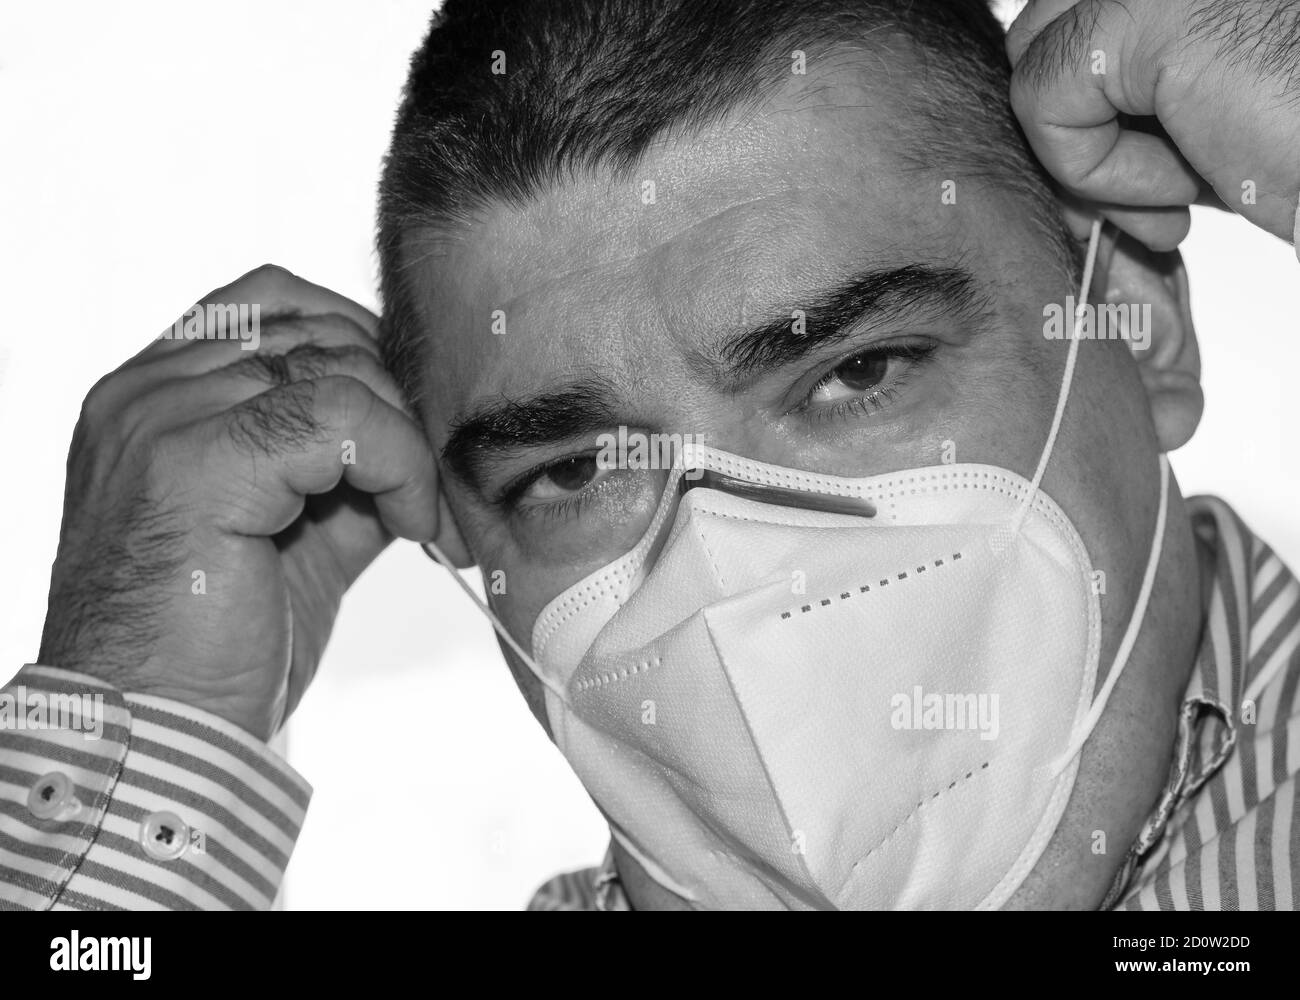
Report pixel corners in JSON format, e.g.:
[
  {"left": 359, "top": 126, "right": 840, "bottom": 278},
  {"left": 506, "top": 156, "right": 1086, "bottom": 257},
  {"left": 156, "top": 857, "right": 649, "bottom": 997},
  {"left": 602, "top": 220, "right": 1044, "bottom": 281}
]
[
  {"left": 701, "top": 263, "right": 989, "bottom": 392},
  {"left": 442, "top": 262, "right": 990, "bottom": 495},
  {"left": 442, "top": 378, "right": 621, "bottom": 494}
]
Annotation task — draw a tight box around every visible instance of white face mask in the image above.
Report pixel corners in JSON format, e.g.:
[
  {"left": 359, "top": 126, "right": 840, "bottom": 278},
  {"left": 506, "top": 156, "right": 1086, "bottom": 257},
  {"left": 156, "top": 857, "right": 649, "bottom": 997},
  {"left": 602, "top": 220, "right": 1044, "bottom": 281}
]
[{"left": 426, "top": 220, "right": 1171, "bottom": 909}]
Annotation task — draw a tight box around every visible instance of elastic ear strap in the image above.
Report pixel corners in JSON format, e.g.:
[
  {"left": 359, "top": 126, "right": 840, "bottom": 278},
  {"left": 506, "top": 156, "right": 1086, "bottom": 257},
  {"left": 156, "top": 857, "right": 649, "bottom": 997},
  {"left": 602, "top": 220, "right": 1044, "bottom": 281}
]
[
  {"left": 1011, "top": 218, "right": 1104, "bottom": 536},
  {"left": 1049, "top": 452, "right": 1170, "bottom": 776},
  {"left": 420, "top": 540, "right": 569, "bottom": 703},
  {"left": 607, "top": 825, "right": 700, "bottom": 903}
]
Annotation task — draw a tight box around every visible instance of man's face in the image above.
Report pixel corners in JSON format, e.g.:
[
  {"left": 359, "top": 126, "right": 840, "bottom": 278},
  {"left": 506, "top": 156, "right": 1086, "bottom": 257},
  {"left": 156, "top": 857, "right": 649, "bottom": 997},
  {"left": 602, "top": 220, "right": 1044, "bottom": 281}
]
[{"left": 412, "top": 53, "right": 1202, "bottom": 908}]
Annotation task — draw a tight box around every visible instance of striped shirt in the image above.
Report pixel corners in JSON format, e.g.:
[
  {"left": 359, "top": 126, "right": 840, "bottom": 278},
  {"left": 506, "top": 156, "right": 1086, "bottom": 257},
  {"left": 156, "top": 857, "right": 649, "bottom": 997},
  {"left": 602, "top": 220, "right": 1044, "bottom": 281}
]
[
  {"left": 528, "top": 495, "right": 1300, "bottom": 910},
  {"left": 0, "top": 667, "right": 310, "bottom": 910}
]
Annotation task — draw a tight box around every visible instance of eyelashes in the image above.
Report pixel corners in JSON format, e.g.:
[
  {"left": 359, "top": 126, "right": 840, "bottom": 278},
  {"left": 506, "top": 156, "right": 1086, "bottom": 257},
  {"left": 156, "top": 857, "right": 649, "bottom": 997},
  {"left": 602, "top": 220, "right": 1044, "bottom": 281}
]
[
  {"left": 514, "top": 491, "right": 589, "bottom": 522},
  {"left": 792, "top": 340, "right": 938, "bottom": 424},
  {"left": 498, "top": 454, "right": 598, "bottom": 511}
]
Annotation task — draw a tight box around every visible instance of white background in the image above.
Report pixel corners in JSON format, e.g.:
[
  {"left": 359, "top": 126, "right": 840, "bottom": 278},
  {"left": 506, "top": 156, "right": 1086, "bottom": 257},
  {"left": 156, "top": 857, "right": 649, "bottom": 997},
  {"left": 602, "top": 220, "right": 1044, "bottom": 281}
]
[{"left": 1, "top": 1, "right": 1296, "bottom": 908}]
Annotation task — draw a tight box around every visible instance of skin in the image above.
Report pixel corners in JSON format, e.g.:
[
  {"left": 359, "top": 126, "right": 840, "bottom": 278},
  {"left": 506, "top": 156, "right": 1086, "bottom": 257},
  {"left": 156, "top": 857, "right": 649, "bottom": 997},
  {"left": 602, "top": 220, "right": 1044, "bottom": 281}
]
[
  {"left": 413, "top": 55, "right": 1207, "bottom": 910},
  {"left": 34, "top": 0, "right": 1296, "bottom": 910}
]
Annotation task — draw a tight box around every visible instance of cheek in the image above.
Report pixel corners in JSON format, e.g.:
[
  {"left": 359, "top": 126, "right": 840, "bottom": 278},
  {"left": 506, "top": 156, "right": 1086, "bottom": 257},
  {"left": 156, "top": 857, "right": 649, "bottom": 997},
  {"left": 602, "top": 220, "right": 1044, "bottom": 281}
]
[
  {"left": 1066, "top": 343, "right": 1159, "bottom": 552},
  {"left": 463, "top": 520, "right": 605, "bottom": 653},
  {"left": 458, "top": 524, "right": 549, "bottom": 639},
  {"left": 914, "top": 325, "right": 1063, "bottom": 480}
]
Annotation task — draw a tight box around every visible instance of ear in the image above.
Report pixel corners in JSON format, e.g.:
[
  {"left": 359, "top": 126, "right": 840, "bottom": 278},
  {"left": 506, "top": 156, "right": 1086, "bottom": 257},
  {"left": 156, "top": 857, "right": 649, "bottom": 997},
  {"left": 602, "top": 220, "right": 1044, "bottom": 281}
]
[{"left": 1090, "top": 226, "right": 1204, "bottom": 451}]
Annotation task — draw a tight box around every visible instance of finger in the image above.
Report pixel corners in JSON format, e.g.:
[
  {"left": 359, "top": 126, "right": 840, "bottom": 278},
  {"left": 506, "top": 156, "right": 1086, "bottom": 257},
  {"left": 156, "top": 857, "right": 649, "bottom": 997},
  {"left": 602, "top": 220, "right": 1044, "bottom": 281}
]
[
  {"left": 1005, "top": 0, "right": 1088, "bottom": 68},
  {"left": 1024, "top": 117, "right": 1204, "bottom": 207},
  {"left": 130, "top": 309, "right": 380, "bottom": 381},
  {"left": 1061, "top": 198, "right": 1192, "bottom": 252},
  {"left": 174, "top": 374, "right": 440, "bottom": 543},
  {"left": 124, "top": 342, "right": 412, "bottom": 443},
  {"left": 138, "top": 263, "right": 380, "bottom": 361},
  {"left": 1095, "top": 205, "right": 1191, "bottom": 252},
  {"left": 99, "top": 311, "right": 386, "bottom": 424},
  {"left": 1009, "top": 1, "right": 1203, "bottom": 207},
  {"left": 284, "top": 487, "right": 393, "bottom": 591}
]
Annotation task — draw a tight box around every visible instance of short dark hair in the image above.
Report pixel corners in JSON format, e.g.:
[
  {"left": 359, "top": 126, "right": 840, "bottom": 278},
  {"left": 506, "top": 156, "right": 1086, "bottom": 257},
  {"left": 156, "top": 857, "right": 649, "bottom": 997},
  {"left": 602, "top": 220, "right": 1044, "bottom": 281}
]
[{"left": 377, "top": 0, "right": 1071, "bottom": 414}]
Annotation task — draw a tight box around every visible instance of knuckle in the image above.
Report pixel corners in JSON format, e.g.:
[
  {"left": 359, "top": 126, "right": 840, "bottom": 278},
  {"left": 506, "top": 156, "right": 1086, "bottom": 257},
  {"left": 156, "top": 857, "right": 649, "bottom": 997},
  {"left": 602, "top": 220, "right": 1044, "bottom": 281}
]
[
  {"left": 285, "top": 341, "right": 348, "bottom": 379},
  {"left": 312, "top": 373, "right": 373, "bottom": 425},
  {"left": 226, "top": 379, "right": 326, "bottom": 457},
  {"left": 230, "top": 352, "right": 279, "bottom": 383},
  {"left": 326, "top": 342, "right": 385, "bottom": 377},
  {"left": 233, "top": 263, "right": 298, "bottom": 306},
  {"left": 254, "top": 310, "right": 374, "bottom": 352},
  {"left": 134, "top": 427, "right": 186, "bottom": 498},
  {"left": 231, "top": 342, "right": 372, "bottom": 387},
  {"left": 117, "top": 390, "right": 161, "bottom": 442},
  {"left": 79, "top": 370, "right": 121, "bottom": 423},
  {"left": 312, "top": 370, "right": 358, "bottom": 404},
  {"left": 251, "top": 262, "right": 294, "bottom": 284}
]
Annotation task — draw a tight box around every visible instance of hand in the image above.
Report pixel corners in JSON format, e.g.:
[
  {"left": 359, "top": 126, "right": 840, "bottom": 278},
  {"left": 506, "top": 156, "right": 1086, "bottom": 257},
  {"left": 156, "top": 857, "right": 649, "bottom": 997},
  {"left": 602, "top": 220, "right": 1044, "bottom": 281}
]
[
  {"left": 39, "top": 264, "right": 458, "bottom": 742},
  {"left": 1007, "top": 0, "right": 1300, "bottom": 251}
]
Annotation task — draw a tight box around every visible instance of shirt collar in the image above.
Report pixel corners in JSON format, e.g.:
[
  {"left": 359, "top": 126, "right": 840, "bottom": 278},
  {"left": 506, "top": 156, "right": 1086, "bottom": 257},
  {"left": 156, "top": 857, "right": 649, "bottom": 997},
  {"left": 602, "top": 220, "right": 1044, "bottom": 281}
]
[
  {"left": 592, "top": 843, "right": 629, "bottom": 911},
  {"left": 1169, "top": 496, "right": 1251, "bottom": 796},
  {"left": 1103, "top": 495, "right": 1252, "bottom": 905}
]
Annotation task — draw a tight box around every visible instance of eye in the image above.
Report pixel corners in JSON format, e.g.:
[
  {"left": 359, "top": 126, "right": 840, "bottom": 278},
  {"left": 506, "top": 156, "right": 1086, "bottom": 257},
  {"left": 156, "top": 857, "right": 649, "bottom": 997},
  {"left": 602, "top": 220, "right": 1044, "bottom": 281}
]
[
  {"left": 519, "top": 453, "right": 607, "bottom": 502},
  {"left": 794, "top": 340, "right": 937, "bottom": 421},
  {"left": 810, "top": 351, "right": 892, "bottom": 402}
]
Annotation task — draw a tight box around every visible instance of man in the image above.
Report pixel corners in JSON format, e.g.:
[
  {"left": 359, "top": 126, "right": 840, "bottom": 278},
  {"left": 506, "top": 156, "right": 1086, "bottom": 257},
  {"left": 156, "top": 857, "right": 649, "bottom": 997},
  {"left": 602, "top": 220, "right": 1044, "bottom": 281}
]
[{"left": 2, "top": 0, "right": 1297, "bottom": 910}]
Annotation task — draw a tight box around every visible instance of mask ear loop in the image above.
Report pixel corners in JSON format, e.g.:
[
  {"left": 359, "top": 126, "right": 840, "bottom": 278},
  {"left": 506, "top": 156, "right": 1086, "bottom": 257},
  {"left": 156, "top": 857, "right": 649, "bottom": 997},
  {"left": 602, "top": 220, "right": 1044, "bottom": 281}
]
[
  {"left": 1010, "top": 219, "right": 1174, "bottom": 776},
  {"left": 1008, "top": 218, "right": 1104, "bottom": 538},
  {"left": 1049, "top": 453, "right": 1169, "bottom": 776},
  {"left": 421, "top": 456, "right": 694, "bottom": 705},
  {"left": 421, "top": 539, "right": 570, "bottom": 704}
]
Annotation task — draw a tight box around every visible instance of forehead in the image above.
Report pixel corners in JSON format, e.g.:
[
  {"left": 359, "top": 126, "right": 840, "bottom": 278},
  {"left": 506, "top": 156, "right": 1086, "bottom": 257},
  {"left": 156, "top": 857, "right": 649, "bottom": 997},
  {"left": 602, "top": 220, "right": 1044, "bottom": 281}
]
[{"left": 413, "top": 65, "right": 1030, "bottom": 435}]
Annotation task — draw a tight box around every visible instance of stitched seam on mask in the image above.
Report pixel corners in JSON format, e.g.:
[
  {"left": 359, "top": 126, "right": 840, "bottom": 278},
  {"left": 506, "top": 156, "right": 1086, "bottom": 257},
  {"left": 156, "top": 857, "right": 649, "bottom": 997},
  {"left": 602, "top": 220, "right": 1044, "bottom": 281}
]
[
  {"left": 535, "top": 571, "right": 635, "bottom": 659},
  {"left": 694, "top": 508, "right": 809, "bottom": 527},
  {"left": 693, "top": 460, "right": 1043, "bottom": 515},
  {"left": 693, "top": 472, "right": 1069, "bottom": 537},
  {"left": 699, "top": 456, "right": 1021, "bottom": 503},
  {"left": 778, "top": 553, "right": 963, "bottom": 620},
  {"left": 572, "top": 656, "right": 662, "bottom": 694},
  {"left": 694, "top": 520, "right": 727, "bottom": 590},
  {"left": 851, "top": 761, "right": 992, "bottom": 874},
  {"left": 534, "top": 467, "right": 689, "bottom": 654},
  {"left": 903, "top": 474, "right": 1084, "bottom": 575}
]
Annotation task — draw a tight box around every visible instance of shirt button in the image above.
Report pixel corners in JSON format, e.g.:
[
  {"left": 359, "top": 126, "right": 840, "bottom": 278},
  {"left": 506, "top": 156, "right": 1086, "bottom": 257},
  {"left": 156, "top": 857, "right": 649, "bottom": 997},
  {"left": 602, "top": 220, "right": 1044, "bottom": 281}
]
[
  {"left": 27, "top": 771, "right": 81, "bottom": 821},
  {"left": 139, "top": 811, "right": 189, "bottom": 862}
]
